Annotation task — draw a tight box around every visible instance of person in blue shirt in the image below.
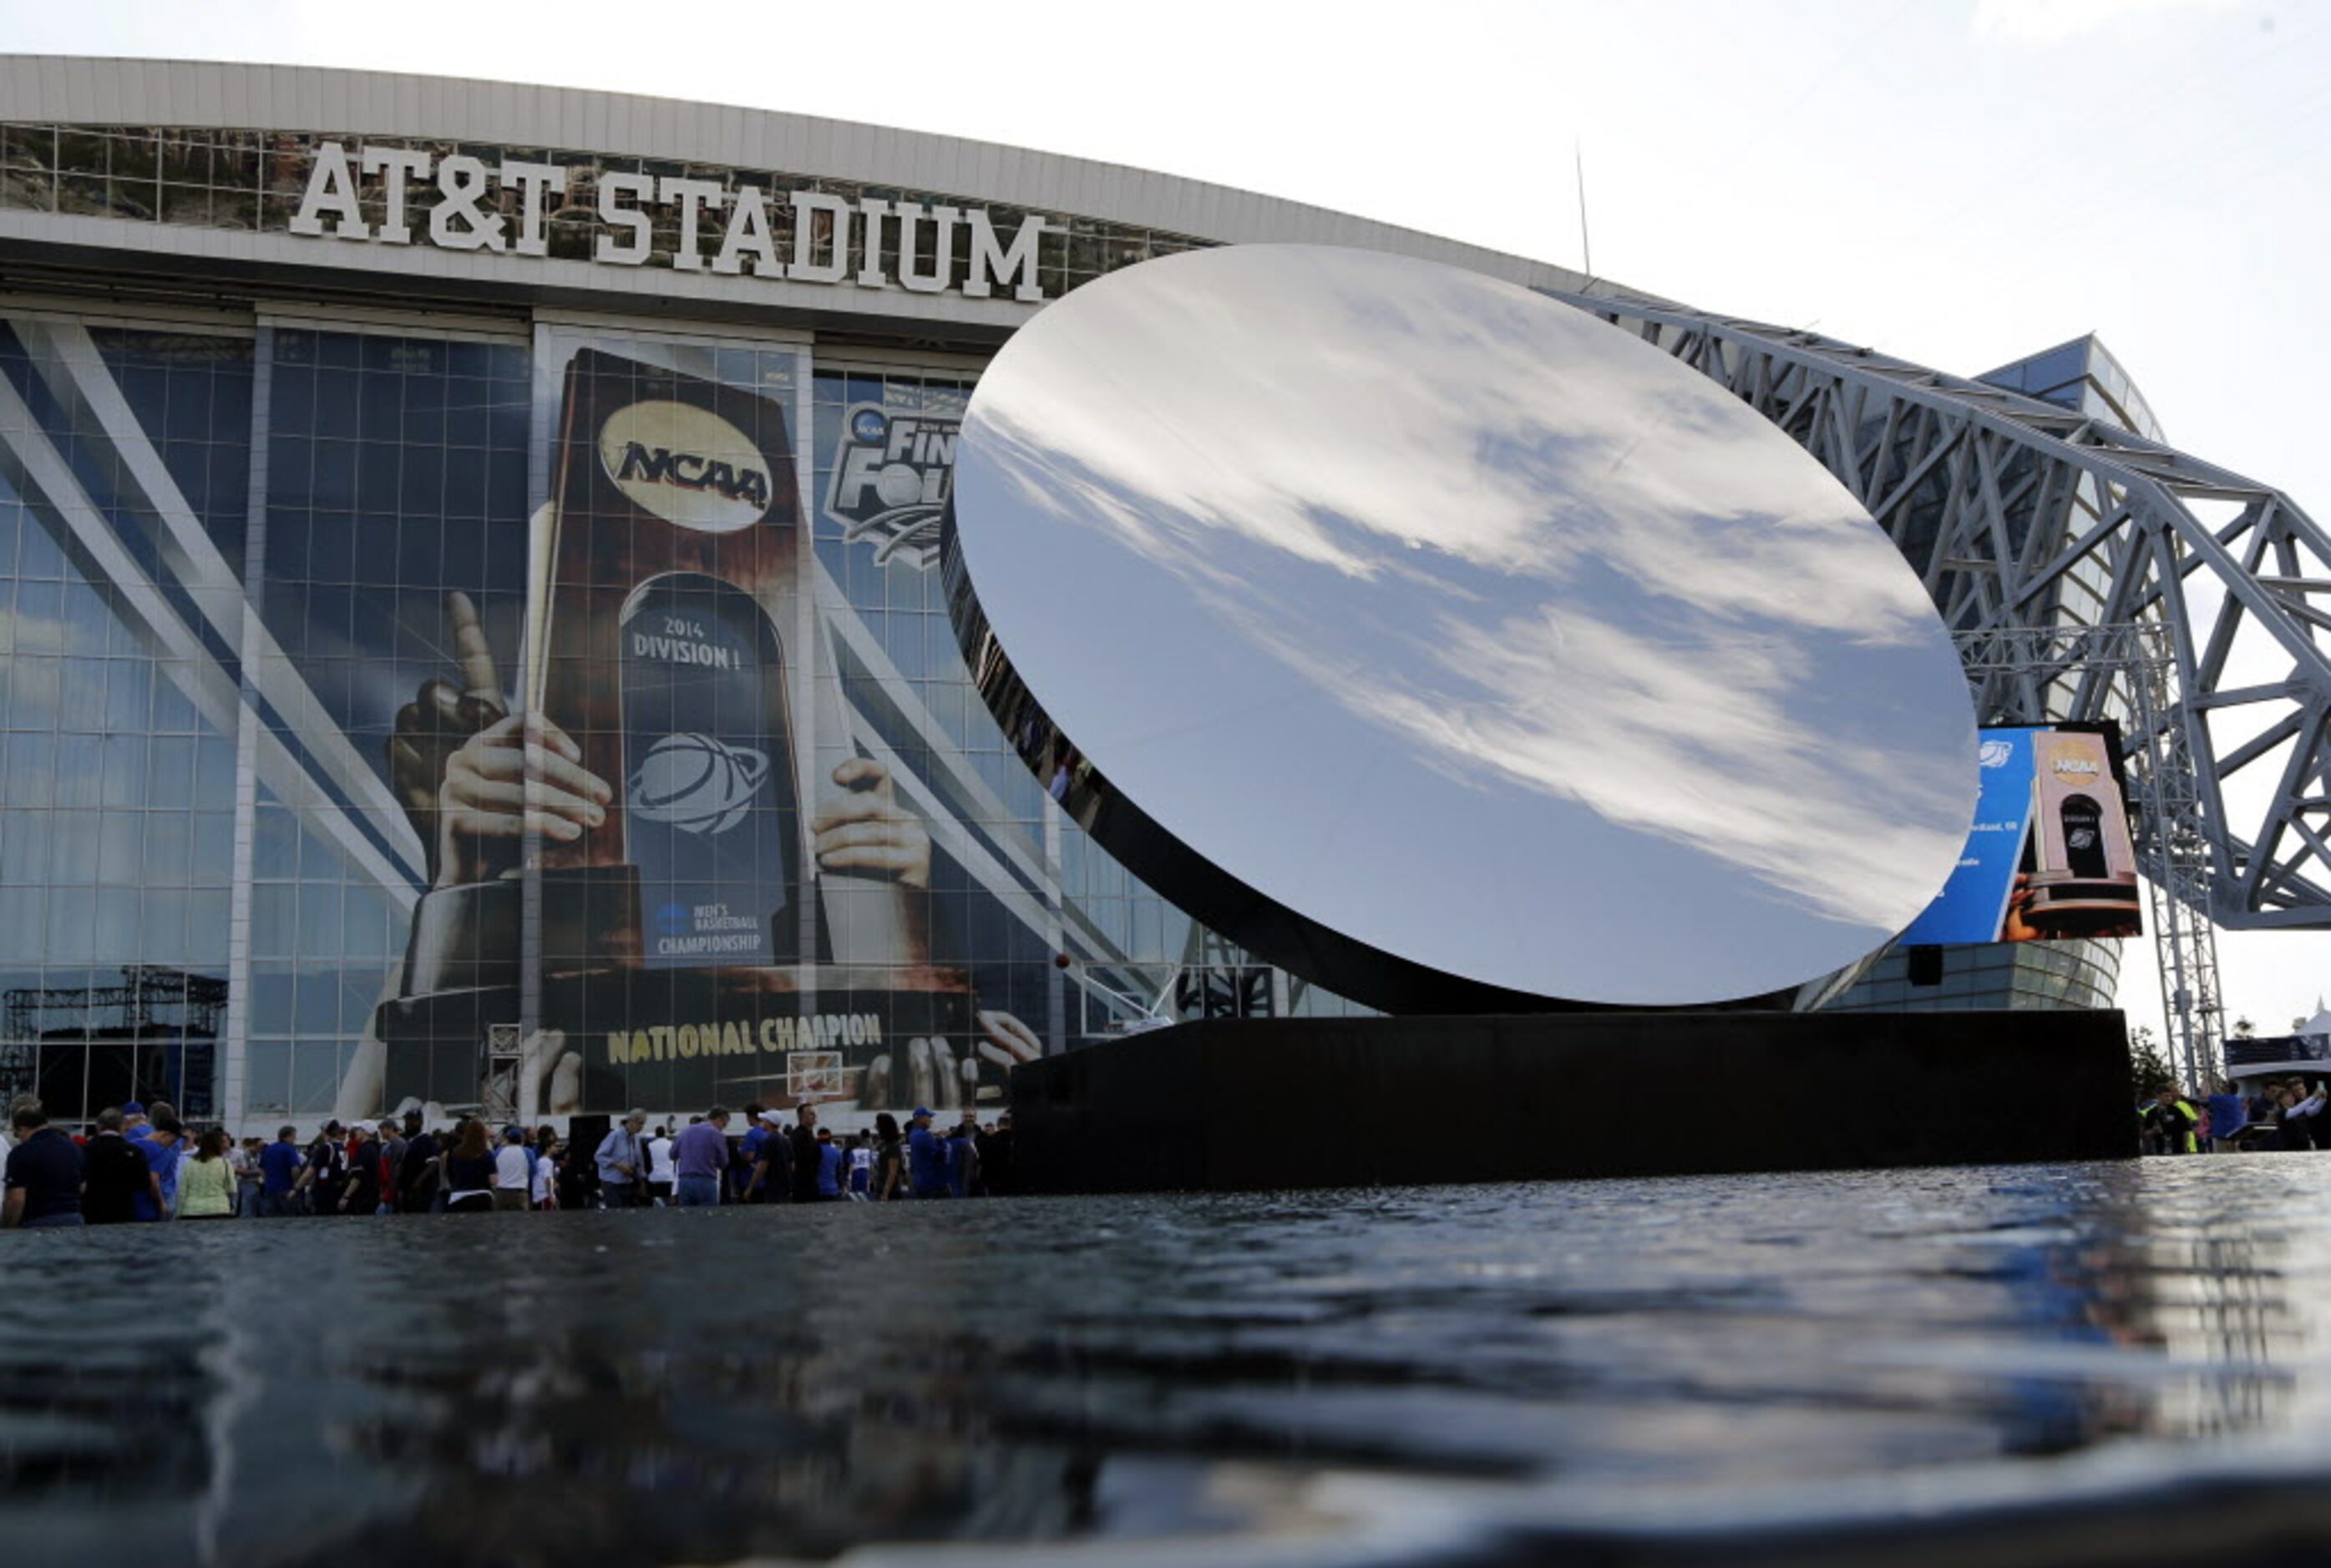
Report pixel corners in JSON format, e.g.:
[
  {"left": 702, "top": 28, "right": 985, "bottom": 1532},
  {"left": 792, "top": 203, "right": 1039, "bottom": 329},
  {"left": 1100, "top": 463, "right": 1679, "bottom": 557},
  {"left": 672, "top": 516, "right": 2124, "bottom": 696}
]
[
  {"left": 906, "top": 1107, "right": 950, "bottom": 1198},
  {"left": 257, "top": 1125, "right": 304, "bottom": 1216},
  {"left": 2205, "top": 1079, "right": 2251, "bottom": 1152},
  {"left": 134, "top": 1111, "right": 185, "bottom": 1221},
  {"left": 737, "top": 1102, "right": 772, "bottom": 1202},
  {"left": 813, "top": 1128, "right": 845, "bottom": 1200},
  {"left": 845, "top": 1135, "right": 874, "bottom": 1200},
  {"left": 947, "top": 1123, "right": 981, "bottom": 1198}
]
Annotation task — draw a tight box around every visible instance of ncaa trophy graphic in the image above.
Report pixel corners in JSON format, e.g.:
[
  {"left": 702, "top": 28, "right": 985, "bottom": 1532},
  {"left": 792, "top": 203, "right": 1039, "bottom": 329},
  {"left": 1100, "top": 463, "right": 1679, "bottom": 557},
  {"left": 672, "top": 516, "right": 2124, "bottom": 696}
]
[
  {"left": 2022, "top": 728, "right": 2143, "bottom": 937},
  {"left": 375, "top": 348, "right": 975, "bottom": 1121}
]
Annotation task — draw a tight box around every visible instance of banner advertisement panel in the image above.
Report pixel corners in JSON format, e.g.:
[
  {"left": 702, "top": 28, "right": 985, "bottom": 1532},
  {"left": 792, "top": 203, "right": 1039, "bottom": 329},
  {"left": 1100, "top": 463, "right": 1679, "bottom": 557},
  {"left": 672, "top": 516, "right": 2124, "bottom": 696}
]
[
  {"left": 1898, "top": 722, "right": 2142, "bottom": 946},
  {"left": 358, "top": 329, "right": 1042, "bottom": 1128}
]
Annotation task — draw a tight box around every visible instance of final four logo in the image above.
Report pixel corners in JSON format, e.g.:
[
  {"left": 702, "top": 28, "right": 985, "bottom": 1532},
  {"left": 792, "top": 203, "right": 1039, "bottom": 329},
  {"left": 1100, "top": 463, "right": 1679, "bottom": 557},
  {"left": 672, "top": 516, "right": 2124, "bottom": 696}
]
[{"left": 824, "top": 403, "right": 960, "bottom": 570}]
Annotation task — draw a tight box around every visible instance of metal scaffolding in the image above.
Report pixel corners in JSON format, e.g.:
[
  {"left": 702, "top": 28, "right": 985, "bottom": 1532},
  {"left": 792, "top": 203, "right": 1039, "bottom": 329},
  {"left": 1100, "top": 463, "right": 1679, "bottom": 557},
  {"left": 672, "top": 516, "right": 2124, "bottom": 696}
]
[{"left": 0, "top": 964, "right": 231, "bottom": 1111}]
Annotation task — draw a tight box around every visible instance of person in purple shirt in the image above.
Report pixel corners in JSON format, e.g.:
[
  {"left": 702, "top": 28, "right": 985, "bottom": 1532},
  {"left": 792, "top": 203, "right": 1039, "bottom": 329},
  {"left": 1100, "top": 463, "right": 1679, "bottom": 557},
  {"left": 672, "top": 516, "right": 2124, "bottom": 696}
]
[{"left": 672, "top": 1106, "right": 732, "bottom": 1208}]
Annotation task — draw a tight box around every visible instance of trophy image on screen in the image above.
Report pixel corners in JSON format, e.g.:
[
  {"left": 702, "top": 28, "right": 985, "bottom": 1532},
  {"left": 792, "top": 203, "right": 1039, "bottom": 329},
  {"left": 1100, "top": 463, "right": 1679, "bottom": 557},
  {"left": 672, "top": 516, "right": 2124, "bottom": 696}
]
[
  {"left": 2022, "top": 728, "right": 2142, "bottom": 936},
  {"left": 376, "top": 348, "right": 970, "bottom": 1121}
]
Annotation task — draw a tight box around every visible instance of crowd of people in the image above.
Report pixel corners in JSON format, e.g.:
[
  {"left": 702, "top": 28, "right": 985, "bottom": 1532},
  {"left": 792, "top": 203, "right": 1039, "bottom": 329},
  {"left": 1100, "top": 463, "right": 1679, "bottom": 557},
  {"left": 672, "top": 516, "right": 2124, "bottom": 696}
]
[
  {"left": 2141, "top": 1077, "right": 2328, "bottom": 1155},
  {"left": 1, "top": 1093, "right": 1016, "bottom": 1228}
]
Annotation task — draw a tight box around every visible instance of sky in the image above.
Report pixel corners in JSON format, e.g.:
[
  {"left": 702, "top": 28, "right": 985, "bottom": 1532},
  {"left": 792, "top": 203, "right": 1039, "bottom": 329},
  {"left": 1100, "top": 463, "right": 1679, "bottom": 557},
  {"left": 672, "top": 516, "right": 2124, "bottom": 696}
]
[{"left": 6, "top": 0, "right": 2328, "bottom": 1051}]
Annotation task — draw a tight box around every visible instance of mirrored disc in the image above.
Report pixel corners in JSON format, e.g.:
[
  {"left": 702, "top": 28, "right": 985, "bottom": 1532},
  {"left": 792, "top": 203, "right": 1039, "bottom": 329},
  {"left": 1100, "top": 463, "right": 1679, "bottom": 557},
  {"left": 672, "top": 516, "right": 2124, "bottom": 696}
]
[{"left": 943, "top": 245, "right": 1976, "bottom": 1009}]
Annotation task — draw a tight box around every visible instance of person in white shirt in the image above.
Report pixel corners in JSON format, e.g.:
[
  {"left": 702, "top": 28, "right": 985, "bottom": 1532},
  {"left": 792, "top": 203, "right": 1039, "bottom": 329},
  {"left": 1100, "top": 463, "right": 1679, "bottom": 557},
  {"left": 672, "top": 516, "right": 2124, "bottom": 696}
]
[
  {"left": 530, "top": 1137, "right": 557, "bottom": 1210},
  {"left": 492, "top": 1125, "right": 533, "bottom": 1212},
  {"left": 646, "top": 1125, "right": 676, "bottom": 1206}
]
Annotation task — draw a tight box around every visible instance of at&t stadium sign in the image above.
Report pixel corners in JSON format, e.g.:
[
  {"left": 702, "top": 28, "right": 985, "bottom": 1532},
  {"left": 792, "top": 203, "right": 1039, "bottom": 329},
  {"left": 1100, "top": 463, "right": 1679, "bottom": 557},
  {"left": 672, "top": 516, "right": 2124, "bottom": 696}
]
[{"left": 289, "top": 139, "right": 1050, "bottom": 301}]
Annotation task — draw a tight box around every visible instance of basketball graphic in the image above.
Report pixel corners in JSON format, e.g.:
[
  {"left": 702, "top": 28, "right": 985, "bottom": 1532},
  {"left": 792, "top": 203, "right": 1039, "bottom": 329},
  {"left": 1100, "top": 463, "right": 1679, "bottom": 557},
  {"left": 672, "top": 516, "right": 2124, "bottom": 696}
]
[{"left": 626, "top": 733, "right": 770, "bottom": 836}]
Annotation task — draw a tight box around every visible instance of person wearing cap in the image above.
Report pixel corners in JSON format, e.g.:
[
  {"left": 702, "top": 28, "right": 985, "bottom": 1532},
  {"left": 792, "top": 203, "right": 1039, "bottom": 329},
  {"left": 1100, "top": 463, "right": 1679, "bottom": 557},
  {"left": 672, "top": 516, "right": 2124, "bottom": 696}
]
[
  {"left": 120, "top": 1100, "right": 151, "bottom": 1144},
  {"left": 907, "top": 1107, "right": 950, "bottom": 1199},
  {"left": 595, "top": 1110, "right": 648, "bottom": 1208},
  {"left": 749, "top": 1110, "right": 793, "bottom": 1203}
]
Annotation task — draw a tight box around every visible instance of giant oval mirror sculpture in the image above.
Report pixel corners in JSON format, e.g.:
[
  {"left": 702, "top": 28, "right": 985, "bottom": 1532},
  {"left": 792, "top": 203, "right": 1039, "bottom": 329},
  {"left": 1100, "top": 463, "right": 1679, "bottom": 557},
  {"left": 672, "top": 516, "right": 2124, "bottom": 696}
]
[{"left": 943, "top": 245, "right": 1977, "bottom": 1011}]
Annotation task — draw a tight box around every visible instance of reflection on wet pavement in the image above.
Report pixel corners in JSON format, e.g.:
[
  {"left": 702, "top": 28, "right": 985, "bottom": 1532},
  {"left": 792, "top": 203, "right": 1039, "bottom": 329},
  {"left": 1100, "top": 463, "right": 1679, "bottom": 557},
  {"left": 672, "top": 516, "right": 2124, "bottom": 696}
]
[{"left": 9, "top": 1159, "right": 2331, "bottom": 1565}]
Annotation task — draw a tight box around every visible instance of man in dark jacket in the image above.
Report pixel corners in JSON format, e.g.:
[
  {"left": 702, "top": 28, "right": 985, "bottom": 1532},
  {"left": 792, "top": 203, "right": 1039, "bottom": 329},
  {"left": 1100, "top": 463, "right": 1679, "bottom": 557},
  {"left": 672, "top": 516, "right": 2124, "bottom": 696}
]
[
  {"left": 80, "top": 1107, "right": 152, "bottom": 1224},
  {"left": 4, "top": 1096, "right": 84, "bottom": 1228},
  {"left": 788, "top": 1105, "right": 822, "bottom": 1204},
  {"left": 337, "top": 1124, "right": 383, "bottom": 1214},
  {"left": 398, "top": 1115, "right": 442, "bottom": 1214},
  {"left": 297, "top": 1121, "right": 347, "bottom": 1214}
]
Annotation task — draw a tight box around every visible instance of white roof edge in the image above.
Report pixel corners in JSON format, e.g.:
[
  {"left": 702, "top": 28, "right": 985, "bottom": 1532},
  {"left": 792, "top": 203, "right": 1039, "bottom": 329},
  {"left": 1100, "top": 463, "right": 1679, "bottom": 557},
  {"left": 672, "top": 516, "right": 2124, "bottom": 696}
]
[{"left": 0, "top": 54, "right": 1593, "bottom": 296}]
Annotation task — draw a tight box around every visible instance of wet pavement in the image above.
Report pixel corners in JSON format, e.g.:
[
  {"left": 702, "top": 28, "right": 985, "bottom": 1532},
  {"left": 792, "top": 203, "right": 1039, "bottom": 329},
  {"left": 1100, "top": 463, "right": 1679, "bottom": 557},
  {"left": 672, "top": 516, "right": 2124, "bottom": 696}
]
[{"left": 9, "top": 1157, "right": 2331, "bottom": 1565}]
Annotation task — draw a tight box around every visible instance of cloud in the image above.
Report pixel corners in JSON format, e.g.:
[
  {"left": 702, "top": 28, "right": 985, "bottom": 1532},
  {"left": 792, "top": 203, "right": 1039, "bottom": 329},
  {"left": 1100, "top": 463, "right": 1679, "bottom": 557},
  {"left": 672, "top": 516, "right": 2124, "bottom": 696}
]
[
  {"left": 960, "top": 244, "right": 1974, "bottom": 952},
  {"left": 1971, "top": 0, "right": 2233, "bottom": 43}
]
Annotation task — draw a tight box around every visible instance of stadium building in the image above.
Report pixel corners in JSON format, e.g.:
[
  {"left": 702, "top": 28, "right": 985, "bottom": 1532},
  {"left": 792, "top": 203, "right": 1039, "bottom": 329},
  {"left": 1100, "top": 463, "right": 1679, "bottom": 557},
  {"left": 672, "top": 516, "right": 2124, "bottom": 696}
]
[{"left": 0, "top": 59, "right": 2247, "bottom": 1130}]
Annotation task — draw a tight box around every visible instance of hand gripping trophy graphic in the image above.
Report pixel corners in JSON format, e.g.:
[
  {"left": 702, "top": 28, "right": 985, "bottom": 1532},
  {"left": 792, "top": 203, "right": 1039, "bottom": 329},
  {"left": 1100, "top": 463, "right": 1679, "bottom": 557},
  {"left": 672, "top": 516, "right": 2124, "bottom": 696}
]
[{"left": 371, "top": 348, "right": 1031, "bottom": 1124}]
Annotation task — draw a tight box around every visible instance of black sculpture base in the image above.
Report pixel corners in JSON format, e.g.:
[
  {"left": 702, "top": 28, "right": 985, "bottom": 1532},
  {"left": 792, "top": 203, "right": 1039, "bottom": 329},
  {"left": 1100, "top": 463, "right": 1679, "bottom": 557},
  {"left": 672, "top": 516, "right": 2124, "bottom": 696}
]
[{"left": 1011, "top": 1009, "right": 2136, "bottom": 1194}]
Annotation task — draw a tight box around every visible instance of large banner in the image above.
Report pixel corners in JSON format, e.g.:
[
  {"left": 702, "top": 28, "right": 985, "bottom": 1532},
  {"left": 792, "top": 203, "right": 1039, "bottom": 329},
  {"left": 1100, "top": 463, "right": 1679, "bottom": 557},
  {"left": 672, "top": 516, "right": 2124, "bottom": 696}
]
[
  {"left": 350, "top": 330, "right": 1044, "bottom": 1130},
  {"left": 1898, "top": 722, "right": 2142, "bottom": 944}
]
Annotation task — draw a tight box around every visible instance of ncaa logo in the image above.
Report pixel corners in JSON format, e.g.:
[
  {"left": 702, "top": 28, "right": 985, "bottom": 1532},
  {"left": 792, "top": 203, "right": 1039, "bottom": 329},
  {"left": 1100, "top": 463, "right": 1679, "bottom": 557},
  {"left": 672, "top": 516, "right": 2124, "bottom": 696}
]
[
  {"left": 600, "top": 401, "right": 773, "bottom": 534},
  {"left": 626, "top": 733, "right": 769, "bottom": 836},
  {"left": 850, "top": 408, "right": 888, "bottom": 444}
]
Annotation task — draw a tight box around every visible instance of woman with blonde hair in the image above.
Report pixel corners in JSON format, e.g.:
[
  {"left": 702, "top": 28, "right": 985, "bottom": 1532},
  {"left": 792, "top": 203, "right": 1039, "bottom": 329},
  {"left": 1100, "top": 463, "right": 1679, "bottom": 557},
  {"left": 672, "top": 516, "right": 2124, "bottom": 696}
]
[{"left": 176, "top": 1127, "right": 238, "bottom": 1220}]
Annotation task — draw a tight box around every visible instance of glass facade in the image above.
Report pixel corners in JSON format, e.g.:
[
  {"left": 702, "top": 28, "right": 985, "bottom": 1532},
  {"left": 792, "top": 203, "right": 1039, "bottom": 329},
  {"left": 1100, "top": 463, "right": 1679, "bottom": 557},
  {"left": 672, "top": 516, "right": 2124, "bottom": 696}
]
[
  {"left": 1825, "top": 936, "right": 2121, "bottom": 1014},
  {"left": 0, "top": 323, "right": 250, "bottom": 1115},
  {"left": 1981, "top": 334, "right": 2163, "bottom": 446},
  {"left": 0, "top": 292, "right": 1371, "bottom": 1132}
]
